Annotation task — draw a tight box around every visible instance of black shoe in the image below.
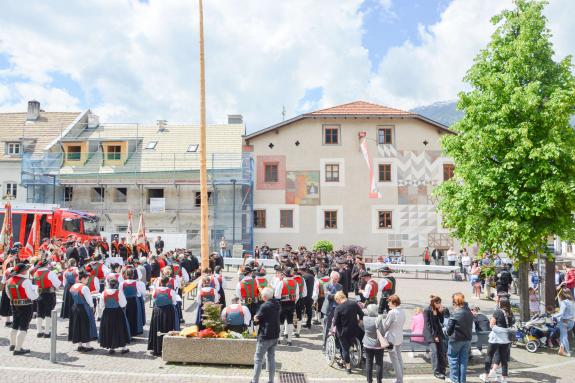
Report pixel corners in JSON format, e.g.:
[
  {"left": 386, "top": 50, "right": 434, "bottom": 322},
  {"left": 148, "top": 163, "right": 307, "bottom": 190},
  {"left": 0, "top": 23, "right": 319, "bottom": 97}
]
[
  {"left": 43, "top": 333, "right": 51, "bottom": 338},
  {"left": 13, "top": 349, "right": 30, "bottom": 355},
  {"left": 108, "top": 349, "right": 115, "bottom": 354},
  {"left": 347, "top": 369, "right": 352, "bottom": 375},
  {"left": 9, "top": 345, "right": 15, "bottom": 351},
  {"left": 83, "top": 346, "right": 94, "bottom": 352},
  {"left": 312, "top": 320, "right": 320, "bottom": 325},
  {"left": 434, "top": 372, "right": 445, "bottom": 380},
  {"left": 37, "top": 332, "right": 44, "bottom": 338},
  {"left": 77, "top": 346, "right": 86, "bottom": 352},
  {"left": 287, "top": 341, "right": 293, "bottom": 346},
  {"left": 120, "top": 348, "right": 129, "bottom": 354},
  {"left": 5, "top": 322, "right": 12, "bottom": 327},
  {"left": 294, "top": 333, "right": 300, "bottom": 338},
  {"left": 97, "top": 317, "right": 101, "bottom": 322}
]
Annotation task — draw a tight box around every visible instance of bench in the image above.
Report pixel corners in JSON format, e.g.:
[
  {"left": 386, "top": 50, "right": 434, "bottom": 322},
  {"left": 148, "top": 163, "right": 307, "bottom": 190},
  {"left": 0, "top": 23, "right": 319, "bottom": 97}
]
[
  {"left": 365, "top": 263, "right": 460, "bottom": 280},
  {"left": 223, "top": 257, "right": 279, "bottom": 272},
  {"left": 402, "top": 331, "right": 491, "bottom": 355}
]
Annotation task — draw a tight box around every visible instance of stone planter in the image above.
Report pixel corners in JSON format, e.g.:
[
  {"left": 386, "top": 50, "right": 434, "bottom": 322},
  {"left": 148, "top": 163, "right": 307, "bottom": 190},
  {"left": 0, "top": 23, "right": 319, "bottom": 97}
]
[{"left": 162, "top": 336, "right": 257, "bottom": 365}]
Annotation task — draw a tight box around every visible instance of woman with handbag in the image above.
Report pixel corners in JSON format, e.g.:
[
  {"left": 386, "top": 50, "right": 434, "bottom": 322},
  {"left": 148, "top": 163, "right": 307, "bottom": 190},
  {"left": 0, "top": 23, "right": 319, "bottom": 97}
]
[
  {"left": 362, "top": 304, "right": 384, "bottom": 383},
  {"left": 424, "top": 295, "right": 447, "bottom": 380},
  {"left": 479, "top": 296, "right": 514, "bottom": 383},
  {"left": 379, "top": 295, "right": 406, "bottom": 383},
  {"left": 555, "top": 288, "right": 575, "bottom": 357}
]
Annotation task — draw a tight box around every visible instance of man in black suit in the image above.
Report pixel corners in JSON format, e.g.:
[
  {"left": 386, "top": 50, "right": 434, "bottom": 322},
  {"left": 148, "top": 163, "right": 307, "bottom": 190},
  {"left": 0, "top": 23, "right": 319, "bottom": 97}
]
[
  {"left": 78, "top": 240, "right": 90, "bottom": 267},
  {"left": 154, "top": 236, "right": 164, "bottom": 255},
  {"left": 65, "top": 243, "right": 79, "bottom": 264}
]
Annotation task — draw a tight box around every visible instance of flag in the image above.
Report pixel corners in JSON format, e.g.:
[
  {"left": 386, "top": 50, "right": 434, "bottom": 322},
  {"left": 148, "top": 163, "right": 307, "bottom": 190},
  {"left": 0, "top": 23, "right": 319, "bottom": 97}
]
[
  {"left": 25, "top": 214, "right": 40, "bottom": 257},
  {"left": 0, "top": 202, "right": 13, "bottom": 254},
  {"left": 136, "top": 211, "right": 148, "bottom": 251},
  {"left": 360, "top": 137, "right": 382, "bottom": 199},
  {"left": 126, "top": 210, "right": 134, "bottom": 244}
]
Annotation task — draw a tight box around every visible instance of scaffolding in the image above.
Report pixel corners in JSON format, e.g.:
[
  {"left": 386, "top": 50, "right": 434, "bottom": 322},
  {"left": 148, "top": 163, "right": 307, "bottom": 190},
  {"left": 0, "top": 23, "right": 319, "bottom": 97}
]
[{"left": 21, "top": 151, "right": 254, "bottom": 252}]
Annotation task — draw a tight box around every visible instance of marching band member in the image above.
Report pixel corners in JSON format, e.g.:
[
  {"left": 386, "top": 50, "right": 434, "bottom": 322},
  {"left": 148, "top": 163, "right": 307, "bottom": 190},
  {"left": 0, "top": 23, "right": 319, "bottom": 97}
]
[
  {"left": 195, "top": 274, "right": 219, "bottom": 328},
  {"left": 377, "top": 267, "right": 396, "bottom": 314},
  {"left": 105, "top": 263, "right": 124, "bottom": 287},
  {"left": 92, "top": 255, "right": 109, "bottom": 293},
  {"left": 313, "top": 272, "right": 330, "bottom": 324},
  {"left": 214, "top": 265, "right": 226, "bottom": 308},
  {"left": 60, "top": 259, "right": 78, "bottom": 319},
  {"left": 359, "top": 271, "right": 379, "bottom": 305},
  {"left": 6, "top": 263, "right": 39, "bottom": 355},
  {"left": 84, "top": 263, "right": 101, "bottom": 320},
  {"left": 121, "top": 268, "right": 145, "bottom": 336},
  {"left": 236, "top": 266, "right": 259, "bottom": 318},
  {"left": 68, "top": 270, "right": 98, "bottom": 352},
  {"left": 293, "top": 268, "right": 308, "bottom": 337},
  {"left": 33, "top": 258, "right": 62, "bottom": 337},
  {"left": 147, "top": 276, "right": 179, "bottom": 357},
  {"left": 98, "top": 278, "right": 130, "bottom": 354},
  {"left": 274, "top": 268, "right": 299, "bottom": 346},
  {"left": 221, "top": 296, "right": 251, "bottom": 333},
  {"left": 0, "top": 257, "right": 16, "bottom": 326}
]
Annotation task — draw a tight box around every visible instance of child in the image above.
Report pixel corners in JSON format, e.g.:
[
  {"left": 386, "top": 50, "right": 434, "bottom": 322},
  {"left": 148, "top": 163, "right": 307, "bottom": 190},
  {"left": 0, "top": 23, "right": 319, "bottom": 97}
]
[
  {"left": 529, "top": 287, "right": 540, "bottom": 316},
  {"left": 410, "top": 307, "right": 424, "bottom": 343}
]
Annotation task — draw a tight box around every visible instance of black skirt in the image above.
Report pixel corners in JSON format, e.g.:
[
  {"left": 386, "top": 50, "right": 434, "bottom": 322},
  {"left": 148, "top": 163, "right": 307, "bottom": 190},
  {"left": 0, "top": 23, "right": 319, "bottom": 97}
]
[
  {"left": 218, "top": 287, "right": 226, "bottom": 308},
  {"left": 0, "top": 289, "right": 12, "bottom": 316},
  {"left": 125, "top": 297, "right": 143, "bottom": 335},
  {"left": 68, "top": 304, "right": 98, "bottom": 344},
  {"left": 147, "top": 305, "right": 176, "bottom": 355},
  {"left": 99, "top": 307, "right": 131, "bottom": 349},
  {"left": 60, "top": 285, "right": 73, "bottom": 319}
]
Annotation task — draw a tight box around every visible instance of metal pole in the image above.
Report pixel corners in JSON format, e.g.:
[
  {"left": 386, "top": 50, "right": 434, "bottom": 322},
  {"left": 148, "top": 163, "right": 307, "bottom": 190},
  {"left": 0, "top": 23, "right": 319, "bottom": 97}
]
[
  {"left": 50, "top": 309, "right": 57, "bottom": 363},
  {"left": 231, "top": 179, "right": 236, "bottom": 247},
  {"left": 52, "top": 175, "right": 56, "bottom": 204}
]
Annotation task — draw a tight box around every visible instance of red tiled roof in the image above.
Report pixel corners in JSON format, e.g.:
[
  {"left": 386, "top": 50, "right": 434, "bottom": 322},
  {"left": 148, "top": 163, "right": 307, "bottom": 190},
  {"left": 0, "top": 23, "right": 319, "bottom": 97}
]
[{"left": 308, "top": 100, "right": 412, "bottom": 116}]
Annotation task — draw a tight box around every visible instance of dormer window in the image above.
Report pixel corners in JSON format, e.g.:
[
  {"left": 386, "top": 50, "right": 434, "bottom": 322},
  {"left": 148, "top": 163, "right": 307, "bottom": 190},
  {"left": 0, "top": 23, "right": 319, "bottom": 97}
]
[
  {"left": 106, "top": 145, "right": 122, "bottom": 160},
  {"left": 146, "top": 141, "right": 157, "bottom": 150},
  {"left": 6, "top": 142, "right": 21, "bottom": 156},
  {"left": 187, "top": 144, "right": 199, "bottom": 153},
  {"left": 67, "top": 145, "right": 82, "bottom": 161}
]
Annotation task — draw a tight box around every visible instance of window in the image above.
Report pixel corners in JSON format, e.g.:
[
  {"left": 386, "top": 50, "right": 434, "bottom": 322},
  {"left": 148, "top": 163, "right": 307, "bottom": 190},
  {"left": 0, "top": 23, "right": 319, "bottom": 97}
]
[
  {"left": 147, "top": 188, "right": 164, "bottom": 204},
  {"left": 146, "top": 141, "right": 157, "bottom": 149},
  {"left": 280, "top": 209, "right": 293, "bottom": 228},
  {"left": 106, "top": 145, "right": 122, "bottom": 161},
  {"left": 5, "top": 183, "right": 17, "bottom": 198},
  {"left": 254, "top": 210, "right": 266, "bottom": 228},
  {"left": 323, "top": 125, "right": 340, "bottom": 145},
  {"left": 378, "top": 211, "right": 392, "bottom": 229},
  {"left": 114, "top": 187, "right": 127, "bottom": 203},
  {"left": 187, "top": 144, "right": 199, "bottom": 152},
  {"left": 378, "top": 127, "right": 393, "bottom": 144},
  {"left": 91, "top": 187, "right": 105, "bottom": 202},
  {"left": 67, "top": 145, "right": 82, "bottom": 161},
  {"left": 264, "top": 163, "right": 279, "bottom": 183},
  {"left": 64, "top": 186, "right": 73, "bottom": 202},
  {"left": 324, "top": 210, "right": 337, "bottom": 229},
  {"left": 116, "top": 225, "right": 128, "bottom": 233},
  {"left": 63, "top": 218, "right": 81, "bottom": 233},
  {"left": 378, "top": 164, "right": 392, "bottom": 182},
  {"left": 6, "top": 143, "right": 21, "bottom": 155},
  {"left": 194, "top": 191, "right": 212, "bottom": 207},
  {"left": 443, "top": 164, "right": 455, "bottom": 181},
  {"left": 325, "top": 164, "right": 340, "bottom": 182}
]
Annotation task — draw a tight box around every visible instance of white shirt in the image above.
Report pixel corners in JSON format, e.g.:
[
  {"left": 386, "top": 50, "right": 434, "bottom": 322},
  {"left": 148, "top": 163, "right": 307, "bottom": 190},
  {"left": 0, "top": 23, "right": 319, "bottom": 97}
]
[
  {"left": 98, "top": 288, "right": 128, "bottom": 309},
  {"left": 5, "top": 275, "right": 39, "bottom": 301},
  {"left": 221, "top": 303, "right": 251, "bottom": 325},
  {"left": 153, "top": 286, "right": 179, "bottom": 305},
  {"left": 312, "top": 279, "right": 320, "bottom": 301},
  {"left": 34, "top": 267, "right": 62, "bottom": 289},
  {"left": 120, "top": 279, "right": 147, "bottom": 297},
  {"left": 72, "top": 284, "right": 94, "bottom": 308},
  {"left": 274, "top": 278, "right": 300, "bottom": 301},
  {"left": 447, "top": 250, "right": 457, "bottom": 262},
  {"left": 362, "top": 279, "right": 376, "bottom": 299},
  {"left": 461, "top": 255, "right": 472, "bottom": 267}
]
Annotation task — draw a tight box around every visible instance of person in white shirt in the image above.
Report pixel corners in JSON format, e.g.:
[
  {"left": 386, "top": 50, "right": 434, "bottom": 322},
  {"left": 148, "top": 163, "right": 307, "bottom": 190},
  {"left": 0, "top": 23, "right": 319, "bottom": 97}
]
[
  {"left": 32, "top": 259, "right": 62, "bottom": 337},
  {"left": 461, "top": 250, "right": 472, "bottom": 281},
  {"left": 5, "top": 263, "right": 39, "bottom": 355},
  {"left": 221, "top": 296, "right": 251, "bottom": 333},
  {"left": 447, "top": 247, "right": 457, "bottom": 267}
]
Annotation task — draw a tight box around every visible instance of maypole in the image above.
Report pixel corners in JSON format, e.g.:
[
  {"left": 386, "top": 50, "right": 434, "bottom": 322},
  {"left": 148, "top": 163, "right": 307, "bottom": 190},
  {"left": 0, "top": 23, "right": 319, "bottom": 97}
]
[{"left": 198, "top": 0, "right": 209, "bottom": 270}]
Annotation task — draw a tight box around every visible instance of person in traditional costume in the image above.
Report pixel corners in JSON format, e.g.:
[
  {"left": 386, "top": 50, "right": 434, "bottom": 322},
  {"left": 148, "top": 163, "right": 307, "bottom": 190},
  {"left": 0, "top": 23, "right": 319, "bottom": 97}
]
[
  {"left": 121, "top": 268, "right": 145, "bottom": 336},
  {"left": 32, "top": 258, "right": 61, "bottom": 337},
  {"left": 195, "top": 274, "right": 219, "bottom": 328},
  {"left": 98, "top": 278, "right": 130, "bottom": 354},
  {"left": 221, "top": 296, "right": 251, "bottom": 333},
  {"left": 214, "top": 265, "right": 226, "bottom": 308},
  {"left": 0, "top": 257, "right": 16, "bottom": 326},
  {"left": 147, "top": 276, "right": 179, "bottom": 356},
  {"left": 68, "top": 270, "right": 98, "bottom": 352},
  {"left": 60, "top": 259, "right": 78, "bottom": 319},
  {"left": 105, "top": 263, "right": 124, "bottom": 287},
  {"left": 6, "top": 263, "right": 39, "bottom": 355}
]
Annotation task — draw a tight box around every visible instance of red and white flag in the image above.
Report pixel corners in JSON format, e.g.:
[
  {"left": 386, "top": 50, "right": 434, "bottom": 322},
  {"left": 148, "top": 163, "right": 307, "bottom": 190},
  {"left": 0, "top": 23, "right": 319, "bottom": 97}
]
[
  {"left": 0, "top": 202, "right": 13, "bottom": 257},
  {"left": 136, "top": 211, "right": 148, "bottom": 252},
  {"left": 360, "top": 137, "right": 382, "bottom": 199},
  {"left": 25, "top": 214, "right": 40, "bottom": 257},
  {"left": 126, "top": 210, "right": 134, "bottom": 244}
]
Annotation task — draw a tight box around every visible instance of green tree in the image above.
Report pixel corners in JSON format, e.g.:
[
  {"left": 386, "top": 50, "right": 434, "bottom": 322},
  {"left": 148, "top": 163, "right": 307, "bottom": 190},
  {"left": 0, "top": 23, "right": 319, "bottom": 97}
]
[{"left": 434, "top": 0, "right": 575, "bottom": 320}]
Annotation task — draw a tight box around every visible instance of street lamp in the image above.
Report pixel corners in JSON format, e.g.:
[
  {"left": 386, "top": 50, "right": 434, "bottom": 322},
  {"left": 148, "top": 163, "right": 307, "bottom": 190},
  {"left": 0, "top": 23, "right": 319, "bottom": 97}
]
[{"left": 231, "top": 179, "right": 236, "bottom": 246}]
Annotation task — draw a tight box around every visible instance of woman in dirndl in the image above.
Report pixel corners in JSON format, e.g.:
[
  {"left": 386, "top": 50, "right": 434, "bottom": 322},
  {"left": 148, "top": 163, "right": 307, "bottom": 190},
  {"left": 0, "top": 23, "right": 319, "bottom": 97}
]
[
  {"left": 195, "top": 275, "right": 219, "bottom": 329},
  {"left": 98, "top": 278, "right": 130, "bottom": 354},
  {"left": 68, "top": 269, "right": 98, "bottom": 352},
  {"left": 121, "top": 268, "right": 145, "bottom": 336},
  {"left": 60, "top": 259, "right": 78, "bottom": 319},
  {"left": 147, "top": 276, "right": 179, "bottom": 356}
]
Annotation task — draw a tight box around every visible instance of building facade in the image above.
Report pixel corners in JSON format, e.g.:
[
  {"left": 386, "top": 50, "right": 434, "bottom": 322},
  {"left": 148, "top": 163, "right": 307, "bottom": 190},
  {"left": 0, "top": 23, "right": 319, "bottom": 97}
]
[{"left": 244, "top": 101, "right": 456, "bottom": 259}]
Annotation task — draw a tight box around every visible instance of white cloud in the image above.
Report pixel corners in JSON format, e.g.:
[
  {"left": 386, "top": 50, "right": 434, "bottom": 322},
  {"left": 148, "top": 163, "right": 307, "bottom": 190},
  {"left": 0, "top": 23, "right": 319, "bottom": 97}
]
[{"left": 0, "top": 0, "right": 572, "bottom": 132}]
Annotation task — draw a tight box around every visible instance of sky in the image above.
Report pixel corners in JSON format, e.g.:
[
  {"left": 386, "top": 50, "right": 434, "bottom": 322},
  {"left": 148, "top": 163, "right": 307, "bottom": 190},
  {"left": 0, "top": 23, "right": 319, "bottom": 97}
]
[{"left": 0, "top": 0, "right": 573, "bottom": 133}]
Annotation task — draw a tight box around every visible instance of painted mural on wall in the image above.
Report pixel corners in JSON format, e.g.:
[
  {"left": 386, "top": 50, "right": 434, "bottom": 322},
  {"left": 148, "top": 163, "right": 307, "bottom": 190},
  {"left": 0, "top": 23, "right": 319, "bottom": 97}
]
[{"left": 285, "top": 171, "right": 320, "bottom": 206}]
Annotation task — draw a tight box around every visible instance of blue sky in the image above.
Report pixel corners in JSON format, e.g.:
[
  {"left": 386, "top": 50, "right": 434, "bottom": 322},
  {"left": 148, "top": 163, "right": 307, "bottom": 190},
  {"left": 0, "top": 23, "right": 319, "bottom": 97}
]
[{"left": 0, "top": 0, "right": 573, "bottom": 130}]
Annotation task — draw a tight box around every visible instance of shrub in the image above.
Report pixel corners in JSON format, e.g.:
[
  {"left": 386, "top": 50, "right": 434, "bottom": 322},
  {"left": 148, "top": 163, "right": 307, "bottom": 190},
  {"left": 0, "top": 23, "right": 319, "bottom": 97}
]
[{"left": 312, "top": 240, "right": 334, "bottom": 253}]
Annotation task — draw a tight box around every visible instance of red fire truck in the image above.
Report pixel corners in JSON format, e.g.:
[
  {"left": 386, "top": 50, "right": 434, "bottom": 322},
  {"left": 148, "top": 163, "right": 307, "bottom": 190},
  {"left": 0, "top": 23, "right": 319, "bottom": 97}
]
[{"left": 0, "top": 206, "right": 100, "bottom": 247}]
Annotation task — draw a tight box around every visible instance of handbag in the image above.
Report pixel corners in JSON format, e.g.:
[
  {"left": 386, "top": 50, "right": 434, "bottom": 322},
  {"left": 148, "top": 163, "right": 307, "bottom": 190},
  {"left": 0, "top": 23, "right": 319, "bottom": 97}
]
[{"left": 375, "top": 317, "right": 390, "bottom": 348}]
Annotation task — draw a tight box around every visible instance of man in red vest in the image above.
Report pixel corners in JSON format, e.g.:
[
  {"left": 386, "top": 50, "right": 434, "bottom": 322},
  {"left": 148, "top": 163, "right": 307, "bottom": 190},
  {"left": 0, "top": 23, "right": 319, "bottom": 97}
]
[
  {"left": 274, "top": 268, "right": 299, "bottom": 346},
  {"left": 236, "top": 266, "right": 259, "bottom": 317},
  {"left": 6, "top": 263, "right": 39, "bottom": 355},
  {"left": 358, "top": 271, "right": 378, "bottom": 305},
  {"left": 33, "top": 259, "right": 62, "bottom": 337}
]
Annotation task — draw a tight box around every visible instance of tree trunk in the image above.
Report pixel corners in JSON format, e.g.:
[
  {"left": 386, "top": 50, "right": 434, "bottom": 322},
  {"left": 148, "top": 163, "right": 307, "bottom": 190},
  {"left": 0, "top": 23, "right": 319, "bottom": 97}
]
[
  {"left": 518, "top": 260, "right": 530, "bottom": 321},
  {"left": 544, "top": 256, "right": 556, "bottom": 313}
]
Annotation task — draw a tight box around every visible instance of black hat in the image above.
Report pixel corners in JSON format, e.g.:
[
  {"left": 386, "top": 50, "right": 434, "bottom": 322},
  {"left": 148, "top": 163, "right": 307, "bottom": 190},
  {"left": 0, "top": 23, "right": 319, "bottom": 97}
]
[
  {"left": 244, "top": 265, "right": 253, "bottom": 274},
  {"left": 38, "top": 258, "right": 50, "bottom": 268},
  {"left": 12, "top": 263, "right": 30, "bottom": 275},
  {"left": 360, "top": 271, "right": 372, "bottom": 278},
  {"left": 283, "top": 267, "right": 293, "bottom": 277},
  {"left": 380, "top": 266, "right": 392, "bottom": 274}
]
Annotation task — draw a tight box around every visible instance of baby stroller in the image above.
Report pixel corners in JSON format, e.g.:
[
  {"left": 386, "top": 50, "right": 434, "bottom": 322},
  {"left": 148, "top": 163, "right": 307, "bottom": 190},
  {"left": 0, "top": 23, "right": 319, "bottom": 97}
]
[{"left": 514, "top": 313, "right": 559, "bottom": 353}]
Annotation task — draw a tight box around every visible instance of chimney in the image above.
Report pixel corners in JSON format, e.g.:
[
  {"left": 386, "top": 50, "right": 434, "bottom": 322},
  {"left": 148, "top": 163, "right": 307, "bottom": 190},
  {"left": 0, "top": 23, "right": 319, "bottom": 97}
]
[
  {"left": 27, "top": 100, "right": 40, "bottom": 121},
  {"left": 227, "top": 114, "right": 243, "bottom": 124},
  {"left": 87, "top": 112, "right": 100, "bottom": 129},
  {"left": 157, "top": 120, "right": 168, "bottom": 132}
]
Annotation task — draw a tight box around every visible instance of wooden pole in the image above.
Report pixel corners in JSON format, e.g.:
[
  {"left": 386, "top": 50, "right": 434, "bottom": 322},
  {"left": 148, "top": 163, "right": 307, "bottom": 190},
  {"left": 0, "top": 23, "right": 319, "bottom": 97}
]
[{"left": 198, "top": 0, "right": 209, "bottom": 270}]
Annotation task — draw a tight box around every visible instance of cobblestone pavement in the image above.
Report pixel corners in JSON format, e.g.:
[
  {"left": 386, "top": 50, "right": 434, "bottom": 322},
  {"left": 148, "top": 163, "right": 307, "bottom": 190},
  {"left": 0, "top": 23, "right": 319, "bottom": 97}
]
[{"left": 0, "top": 272, "right": 573, "bottom": 382}]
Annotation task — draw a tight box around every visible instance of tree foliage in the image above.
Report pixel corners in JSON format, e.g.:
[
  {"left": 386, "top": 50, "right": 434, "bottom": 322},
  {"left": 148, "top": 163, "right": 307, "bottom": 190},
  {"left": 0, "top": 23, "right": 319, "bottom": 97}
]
[
  {"left": 434, "top": 0, "right": 575, "bottom": 262},
  {"left": 312, "top": 240, "right": 334, "bottom": 253}
]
